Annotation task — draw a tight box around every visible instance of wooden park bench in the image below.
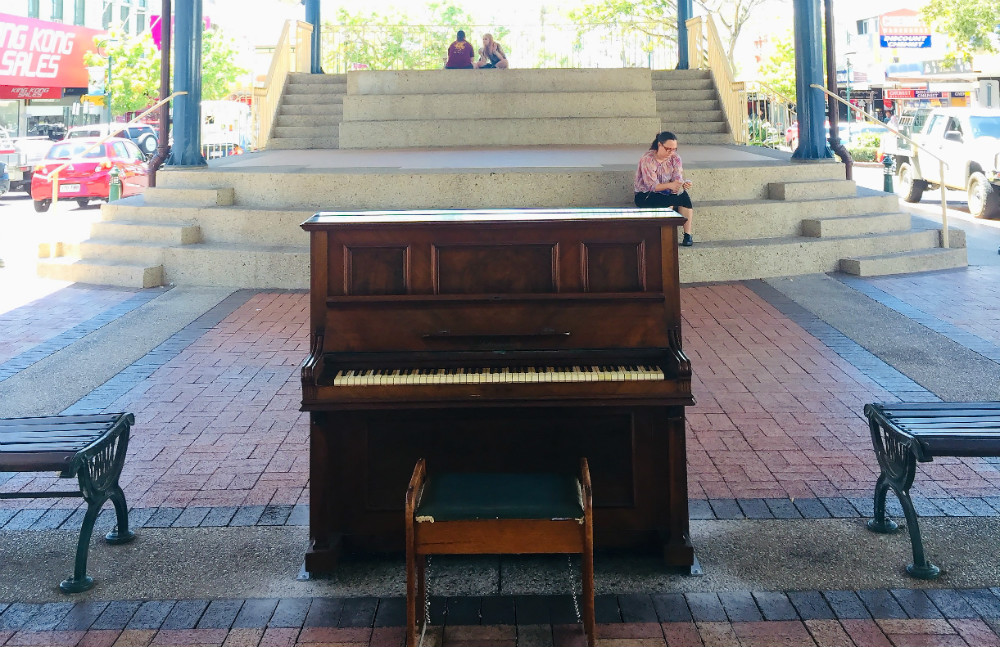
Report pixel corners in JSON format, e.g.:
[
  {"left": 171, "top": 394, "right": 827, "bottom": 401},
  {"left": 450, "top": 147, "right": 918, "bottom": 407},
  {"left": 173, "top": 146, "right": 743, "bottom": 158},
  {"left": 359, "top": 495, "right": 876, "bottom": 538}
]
[
  {"left": 0, "top": 413, "right": 136, "bottom": 593},
  {"left": 865, "top": 402, "right": 1000, "bottom": 579},
  {"left": 405, "top": 458, "right": 596, "bottom": 647}
]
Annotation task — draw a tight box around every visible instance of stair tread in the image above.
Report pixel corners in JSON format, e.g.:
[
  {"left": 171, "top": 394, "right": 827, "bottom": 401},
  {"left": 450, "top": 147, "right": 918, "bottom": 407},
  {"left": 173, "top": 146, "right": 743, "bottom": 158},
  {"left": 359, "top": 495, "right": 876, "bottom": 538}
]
[{"left": 844, "top": 247, "right": 963, "bottom": 261}]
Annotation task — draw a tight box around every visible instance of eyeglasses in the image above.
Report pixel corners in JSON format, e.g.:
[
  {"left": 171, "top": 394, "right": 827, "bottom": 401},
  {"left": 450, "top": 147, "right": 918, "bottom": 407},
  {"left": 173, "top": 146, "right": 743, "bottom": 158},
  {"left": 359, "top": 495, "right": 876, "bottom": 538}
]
[{"left": 661, "top": 144, "right": 678, "bottom": 151}]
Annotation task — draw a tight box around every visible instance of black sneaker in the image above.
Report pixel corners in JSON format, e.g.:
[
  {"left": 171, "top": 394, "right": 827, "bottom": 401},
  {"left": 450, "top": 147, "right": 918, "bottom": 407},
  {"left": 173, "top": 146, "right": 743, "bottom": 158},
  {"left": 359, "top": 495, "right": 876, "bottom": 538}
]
[{"left": 681, "top": 233, "right": 694, "bottom": 246}]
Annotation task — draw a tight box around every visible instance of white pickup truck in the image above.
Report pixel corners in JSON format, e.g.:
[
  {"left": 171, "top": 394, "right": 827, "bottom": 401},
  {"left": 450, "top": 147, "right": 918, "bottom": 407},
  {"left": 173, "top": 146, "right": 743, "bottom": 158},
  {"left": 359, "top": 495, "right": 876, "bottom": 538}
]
[{"left": 889, "top": 108, "right": 1000, "bottom": 219}]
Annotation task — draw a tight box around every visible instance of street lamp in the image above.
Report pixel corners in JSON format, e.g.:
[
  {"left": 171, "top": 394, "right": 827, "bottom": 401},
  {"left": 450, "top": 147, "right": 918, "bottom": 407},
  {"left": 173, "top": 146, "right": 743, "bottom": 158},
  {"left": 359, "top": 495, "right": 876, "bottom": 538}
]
[{"left": 844, "top": 50, "right": 856, "bottom": 140}]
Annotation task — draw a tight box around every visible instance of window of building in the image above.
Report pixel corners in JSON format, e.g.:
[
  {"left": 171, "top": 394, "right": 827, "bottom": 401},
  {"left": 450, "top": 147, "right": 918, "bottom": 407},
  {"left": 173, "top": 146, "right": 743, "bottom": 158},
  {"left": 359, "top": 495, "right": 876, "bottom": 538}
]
[
  {"left": 74, "top": 0, "right": 85, "bottom": 25},
  {"left": 102, "top": 0, "right": 113, "bottom": 29},
  {"left": 28, "top": 0, "right": 40, "bottom": 18},
  {"left": 51, "top": 0, "right": 64, "bottom": 21}
]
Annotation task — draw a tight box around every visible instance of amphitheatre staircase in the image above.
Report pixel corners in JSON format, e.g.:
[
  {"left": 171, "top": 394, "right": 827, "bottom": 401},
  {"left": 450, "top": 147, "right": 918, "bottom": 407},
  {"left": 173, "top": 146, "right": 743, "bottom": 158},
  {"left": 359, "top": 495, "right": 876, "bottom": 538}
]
[{"left": 37, "top": 68, "right": 966, "bottom": 288}]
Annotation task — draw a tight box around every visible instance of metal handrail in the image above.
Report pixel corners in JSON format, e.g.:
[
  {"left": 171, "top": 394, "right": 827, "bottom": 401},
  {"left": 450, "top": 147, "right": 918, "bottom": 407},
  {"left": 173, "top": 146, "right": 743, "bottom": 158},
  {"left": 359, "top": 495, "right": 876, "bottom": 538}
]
[
  {"left": 810, "top": 83, "right": 952, "bottom": 248},
  {"left": 42, "top": 92, "right": 187, "bottom": 208}
]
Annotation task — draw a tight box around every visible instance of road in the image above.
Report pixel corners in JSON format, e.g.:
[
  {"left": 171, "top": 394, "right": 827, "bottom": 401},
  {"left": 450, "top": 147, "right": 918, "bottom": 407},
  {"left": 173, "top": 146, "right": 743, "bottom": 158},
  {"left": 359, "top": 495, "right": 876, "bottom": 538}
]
[{"left": 0, "top": 191, "right": 103, "bottom": 311}]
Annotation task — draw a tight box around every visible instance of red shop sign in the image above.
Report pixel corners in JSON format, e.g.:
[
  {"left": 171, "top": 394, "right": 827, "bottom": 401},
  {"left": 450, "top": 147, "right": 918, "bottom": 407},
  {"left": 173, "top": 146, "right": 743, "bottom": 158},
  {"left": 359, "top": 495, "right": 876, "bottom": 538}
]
[
  {"left": 883, "top": 89, "right": 916, "bottom": 99},
  {"left": 0, "top": 13, "right": 104, "bottom": 89}
]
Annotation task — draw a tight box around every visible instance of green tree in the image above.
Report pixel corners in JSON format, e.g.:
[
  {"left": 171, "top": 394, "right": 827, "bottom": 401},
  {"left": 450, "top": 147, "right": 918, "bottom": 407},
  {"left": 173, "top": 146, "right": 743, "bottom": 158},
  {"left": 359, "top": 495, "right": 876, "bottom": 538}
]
[
  {"left": 756, "top": 31, "right": 795, "bottom": 101},
  {"left": 701, "top": 0, "right": 774, "bottom": 63},
  {"left": 921, "top": 0, "right": 1000, "bottom": 64},
  {"left": 324, "top": 2, "right": 490, "bottom": 71},
  {"left": 84, "top": 26, "right": 247, "bottom": 118}
]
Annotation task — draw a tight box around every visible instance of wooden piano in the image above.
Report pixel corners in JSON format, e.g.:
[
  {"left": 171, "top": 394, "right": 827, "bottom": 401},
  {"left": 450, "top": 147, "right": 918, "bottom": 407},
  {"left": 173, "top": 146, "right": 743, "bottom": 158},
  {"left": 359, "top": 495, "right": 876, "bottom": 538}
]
[{"left": 300, "top": 208, "right": 695, "bottom": 573}]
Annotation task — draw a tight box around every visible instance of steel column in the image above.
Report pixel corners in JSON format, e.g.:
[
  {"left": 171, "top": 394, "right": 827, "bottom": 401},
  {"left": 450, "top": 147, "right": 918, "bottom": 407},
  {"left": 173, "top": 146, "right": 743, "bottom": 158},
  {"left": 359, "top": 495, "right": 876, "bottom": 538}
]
[
  {"left": 791, "top": 0, "right": 833, "bottom": 160},
  {"left": 167, "top": 0, "right": 206, "bottom": 167}
]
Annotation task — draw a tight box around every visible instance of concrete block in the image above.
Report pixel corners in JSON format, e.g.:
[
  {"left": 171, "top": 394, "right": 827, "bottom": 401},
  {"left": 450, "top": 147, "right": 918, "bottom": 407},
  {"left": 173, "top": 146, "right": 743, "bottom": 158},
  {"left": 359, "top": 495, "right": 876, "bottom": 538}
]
[
  {"left": 800, "top": 212, "right": 910, "bottom": 237},
  {"left": 339, "top": 117, "right": 662, "bottom": 148},
  {"left": 164, "top": 244, "right": 309, "bottom": 289},
  {"left": 79, "top": 240, "right": 167, "bottom": 265},
  {"left": 769, "top": 179, "right": 856, "bottom": 200},
  {"left": 90, "top": 221, "right": 201, "bottom": 245},
  {"left": 36, "top": 257, "right": 164, "bottom": 288},
  {"left": 839, "top": 248, "right": 968, "bottom": 276},
  {"left": 267, "top": 136, "right": 339, "bottom": 149},
  {"left": 342, "top": 92, "right": 656, "bottom": 121},
  {"left": 143, "top": 186, "right": 235, "bottom": 207},
  {"left": 347, "top": 68, "right": 654, "bottom": 95}
]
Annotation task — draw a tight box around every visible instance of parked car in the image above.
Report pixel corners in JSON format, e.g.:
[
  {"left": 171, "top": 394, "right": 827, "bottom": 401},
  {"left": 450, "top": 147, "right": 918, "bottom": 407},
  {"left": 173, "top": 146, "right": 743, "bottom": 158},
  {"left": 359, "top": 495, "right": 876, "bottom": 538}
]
[
  {"left": 886, "top": 108, "right": 1000, "bottom": 219},
  {"left": 65, "top": 123, "right": 158, "bottom": 155},
  {"left": 0, "top": 161, "right": 9, "bottom": 196},
  {"left": 30, "top": 137, "right": 150, "bottom": 212},
  {"left": 0, "top": 127, "right": 52, "bottom": 194}
]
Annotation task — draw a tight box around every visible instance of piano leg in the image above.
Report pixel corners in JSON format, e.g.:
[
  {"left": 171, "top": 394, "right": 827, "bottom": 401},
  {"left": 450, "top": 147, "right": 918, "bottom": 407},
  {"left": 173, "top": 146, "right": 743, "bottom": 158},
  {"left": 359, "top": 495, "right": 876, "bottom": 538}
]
[
  {"left": 649, "top": 407, "right": 696, "bottom": 568},
  {"left": 305, "top": 412, "right": 346, "bottom": 572}
]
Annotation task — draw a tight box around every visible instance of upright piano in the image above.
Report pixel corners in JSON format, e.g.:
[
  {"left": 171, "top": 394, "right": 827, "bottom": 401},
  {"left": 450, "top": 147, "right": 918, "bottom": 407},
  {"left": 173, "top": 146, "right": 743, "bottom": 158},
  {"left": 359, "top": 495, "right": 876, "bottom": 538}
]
[{"left": 300, "top": 208, "right": 695, "bottom": 573}]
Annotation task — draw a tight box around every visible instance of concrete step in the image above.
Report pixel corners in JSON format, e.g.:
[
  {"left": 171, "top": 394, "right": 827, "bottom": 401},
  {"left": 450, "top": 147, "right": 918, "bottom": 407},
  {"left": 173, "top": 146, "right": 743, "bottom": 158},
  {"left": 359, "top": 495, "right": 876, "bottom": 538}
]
[
  {"left": 695, "top": 195, "right": 902, "bottom": 240},
  {"left": 664, "top": 120, "right": 728, "bottom": 134},
  {"left": 650, "top": 69, "right": 712, "bottom": 80},
  {"left": 656, "top": 99, "right": 721, "bottom": 112},
  {"left": 339, "top": 117, "right": 661, "bottom": 148},
  {"left": 267, "top": 136, "right": 339, "bottom": 149},
  {"left": 36, "top": 257, "right": 164, "bottom": 288},
  {"left": 656, "top": 109, "right": 724, "bottom": 123},
  {"left": 678, "top": 229, "right": 947, "bottom": 284},
  {"left": 348, "top": 68, "right": 654, "bottom": 95},
  {"left": 143, "top": 186, "right": 235, "bottom": 207},
  {"left": 90, "top": 220, "right": 201, "bottom": 245},
  {"left": 801, "top": 212, "right": 911, "bottom": 237},
  {"left": 284, "top": 83, "right": 347, "bottom": 95},
  {"left": 653, "top": 89, "right": 716, "bottom": 101},
  {"left": 652, "top": 79, "right": 714, "bottom": 91},
  {"left": 281, "top": 94, "right": 344, "bottom": 106},
  {"left": 79, "top": 239, "right": 168, "bottom": 265},
  {"left": 279, "top": 104, "right": 344, "bottom": 116},
  {"left": 164, "top": 242, "right": 309, "bottom": 289},
  {"left": 342, "top": 92, "right": 657, "bottom": 121},
  {"left": 288, "top": 73, "right": 347, "bottom": 84},
  {"left": 276, "top": 114, "right": 341, "bottom": 128},
  {"left": 273, "top": 125, "right": 339, "bottom": 139},
  {"left": 672, "top": 132, "right": 733, "bottom": 144},
  {"left": 769, "top": 179, "right": 857, "bottom": 200},
  {"left": 840, "top": 247, "right": 968, "bottom": 276}
]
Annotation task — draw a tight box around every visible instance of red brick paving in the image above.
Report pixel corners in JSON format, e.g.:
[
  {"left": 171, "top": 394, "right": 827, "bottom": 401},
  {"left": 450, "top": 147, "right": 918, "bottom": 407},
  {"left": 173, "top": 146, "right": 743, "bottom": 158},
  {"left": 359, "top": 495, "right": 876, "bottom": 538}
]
[
  {"left": 0, "top": 285, "right": 137, "bottom": 364},
  {"left": 6, "top": 279, "right": 992, "bottom": 509}
]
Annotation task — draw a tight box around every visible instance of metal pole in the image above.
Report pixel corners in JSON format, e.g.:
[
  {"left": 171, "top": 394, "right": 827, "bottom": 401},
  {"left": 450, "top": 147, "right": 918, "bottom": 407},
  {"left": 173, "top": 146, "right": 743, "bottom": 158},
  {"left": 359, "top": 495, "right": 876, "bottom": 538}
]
[
  {"left": 149, "top": 0, "right": 172, "bottom": 186},
  {"left": 939, "top": 160, "right": 950, "bottom": 248},
  {"left": 823, "top": 0, "right": 852, "bottom": 179}
]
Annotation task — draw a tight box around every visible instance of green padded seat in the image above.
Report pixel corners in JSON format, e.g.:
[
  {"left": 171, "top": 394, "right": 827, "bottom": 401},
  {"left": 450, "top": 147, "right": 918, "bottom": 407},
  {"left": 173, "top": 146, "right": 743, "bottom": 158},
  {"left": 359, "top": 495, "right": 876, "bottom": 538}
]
[{"left": 416, "top": 472, "right": 583, "bottom": 522}]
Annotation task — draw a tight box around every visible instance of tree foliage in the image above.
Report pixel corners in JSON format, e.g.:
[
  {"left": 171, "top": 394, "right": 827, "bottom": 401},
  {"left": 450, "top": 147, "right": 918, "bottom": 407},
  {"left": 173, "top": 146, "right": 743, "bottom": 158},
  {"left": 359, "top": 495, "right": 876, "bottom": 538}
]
[
  {"left": 567, "top": 0, "right": 677, "bottom": 61},
  {"left": 83, "top": 26, "right": 247, "bottom": 118},
  {"left": 701, "top": 0, "right": 773, "bottom": 62},
  {"left": 324, "top": 3, "right": 507, "bottom": 71},
  {"left": 756, "top": 31, "right": 795, "bottom": 101},
  {"left": 921, "top": 0, "right": 1000, "bottom": 64}
]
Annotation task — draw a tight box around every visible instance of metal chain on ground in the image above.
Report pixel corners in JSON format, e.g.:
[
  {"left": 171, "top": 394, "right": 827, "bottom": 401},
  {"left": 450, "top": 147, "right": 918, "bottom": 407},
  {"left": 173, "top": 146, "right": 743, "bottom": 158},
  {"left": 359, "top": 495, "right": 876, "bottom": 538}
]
[
  {"left": 418, "top": 555, "right": 432, "bottom": 647},
  {"left": 567, "top": 554, "right": 582, "bottom": 624}
]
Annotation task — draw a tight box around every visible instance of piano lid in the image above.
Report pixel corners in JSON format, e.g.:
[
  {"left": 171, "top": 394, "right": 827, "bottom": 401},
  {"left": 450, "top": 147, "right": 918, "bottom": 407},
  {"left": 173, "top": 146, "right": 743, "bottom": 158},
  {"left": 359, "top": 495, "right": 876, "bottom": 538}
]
[{"left": 302, "top": 207, "right": 687, "bottom": 229}]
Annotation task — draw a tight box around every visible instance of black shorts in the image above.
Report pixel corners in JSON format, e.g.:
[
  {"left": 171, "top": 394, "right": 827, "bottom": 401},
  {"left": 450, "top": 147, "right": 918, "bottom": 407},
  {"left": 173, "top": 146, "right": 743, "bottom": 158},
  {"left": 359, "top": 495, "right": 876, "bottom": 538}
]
[{"left": 634, "top": 191, "right": 693, "bottom": 210}]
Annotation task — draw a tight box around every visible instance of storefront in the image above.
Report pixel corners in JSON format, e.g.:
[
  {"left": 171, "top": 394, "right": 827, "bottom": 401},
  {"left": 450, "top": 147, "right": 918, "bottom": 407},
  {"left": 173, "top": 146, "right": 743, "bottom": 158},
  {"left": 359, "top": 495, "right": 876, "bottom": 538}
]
[{"left": 0, "top": 12, "right": 106, "bottom": 137}]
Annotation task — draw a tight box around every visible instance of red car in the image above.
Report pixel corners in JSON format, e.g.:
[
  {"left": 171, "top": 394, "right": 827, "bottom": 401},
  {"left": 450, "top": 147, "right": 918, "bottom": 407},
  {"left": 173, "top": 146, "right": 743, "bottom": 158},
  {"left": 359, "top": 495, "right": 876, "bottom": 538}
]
[{"left": 31, "top": 136, "right": 149, "bottom": 212}]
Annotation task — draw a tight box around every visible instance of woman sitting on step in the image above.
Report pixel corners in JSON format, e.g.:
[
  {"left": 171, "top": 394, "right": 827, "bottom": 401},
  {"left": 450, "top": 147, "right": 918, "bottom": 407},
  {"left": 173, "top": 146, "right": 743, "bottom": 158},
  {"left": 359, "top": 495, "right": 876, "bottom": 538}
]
[
  {"left": 475, "top": 33, "right": 508, "bottom": 69},
  {"left": 633, "top": 131, "right": 695, "bottom": 246}
]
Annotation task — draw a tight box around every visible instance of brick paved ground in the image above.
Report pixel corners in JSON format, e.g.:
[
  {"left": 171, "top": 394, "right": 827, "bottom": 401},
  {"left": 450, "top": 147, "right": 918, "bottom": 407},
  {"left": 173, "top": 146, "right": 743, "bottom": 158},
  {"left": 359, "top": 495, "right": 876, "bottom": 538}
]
[
  {"left": 3, "top": 272, "right": 1000, "bottom": 645},
  {"left": 3, "top": 590, "right": 1000, "bottom": 645}
]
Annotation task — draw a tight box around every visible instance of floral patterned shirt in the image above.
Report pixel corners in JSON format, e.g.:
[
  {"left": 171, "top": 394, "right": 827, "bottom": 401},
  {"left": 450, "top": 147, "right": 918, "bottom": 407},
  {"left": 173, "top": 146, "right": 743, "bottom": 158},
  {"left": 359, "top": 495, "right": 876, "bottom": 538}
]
[{"left": 633, "top": 150, "right": 684, "bottom": 193}]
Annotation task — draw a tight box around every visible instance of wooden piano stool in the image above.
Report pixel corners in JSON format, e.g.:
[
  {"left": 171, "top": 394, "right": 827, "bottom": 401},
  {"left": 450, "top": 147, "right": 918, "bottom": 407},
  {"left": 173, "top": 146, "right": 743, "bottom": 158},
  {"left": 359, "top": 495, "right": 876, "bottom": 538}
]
[{"left": 404, "top": 458, "right": 596, "bottom": 647}]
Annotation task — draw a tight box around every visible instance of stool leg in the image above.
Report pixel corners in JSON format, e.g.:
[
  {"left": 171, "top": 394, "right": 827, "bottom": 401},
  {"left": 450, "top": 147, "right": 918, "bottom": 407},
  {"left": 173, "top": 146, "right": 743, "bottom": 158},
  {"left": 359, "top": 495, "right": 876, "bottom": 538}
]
[
  {"left": 582, "top": 546, "right": 595, "bottom": 647},
  {"left": 406, "top": 554, "right": 418, "bottom": 647}
]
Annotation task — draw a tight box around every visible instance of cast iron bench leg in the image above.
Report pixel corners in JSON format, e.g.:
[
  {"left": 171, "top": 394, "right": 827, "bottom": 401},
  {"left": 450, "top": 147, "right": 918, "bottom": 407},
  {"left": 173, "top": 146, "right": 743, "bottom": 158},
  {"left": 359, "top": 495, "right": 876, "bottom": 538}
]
[
  {"left": 865, "top": 418, "right": 940, "bottom": 579},
  {"left": 60, "top": 425, "right": 136, "bottom": 593}
]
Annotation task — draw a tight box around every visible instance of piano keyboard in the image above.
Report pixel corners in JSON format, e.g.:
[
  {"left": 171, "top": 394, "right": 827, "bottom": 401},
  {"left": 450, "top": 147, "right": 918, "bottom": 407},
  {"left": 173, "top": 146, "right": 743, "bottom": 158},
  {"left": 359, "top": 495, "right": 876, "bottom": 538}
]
[{"left": 332, "top": 365, "right": 665, "bottom": 386}]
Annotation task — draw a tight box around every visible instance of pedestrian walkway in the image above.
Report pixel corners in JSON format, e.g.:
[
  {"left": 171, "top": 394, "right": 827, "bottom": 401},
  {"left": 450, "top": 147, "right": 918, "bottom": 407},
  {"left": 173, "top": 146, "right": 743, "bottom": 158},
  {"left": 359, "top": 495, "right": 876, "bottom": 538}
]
[{"left": 2, "top": 265, "right": 1000, "bottom": 645}]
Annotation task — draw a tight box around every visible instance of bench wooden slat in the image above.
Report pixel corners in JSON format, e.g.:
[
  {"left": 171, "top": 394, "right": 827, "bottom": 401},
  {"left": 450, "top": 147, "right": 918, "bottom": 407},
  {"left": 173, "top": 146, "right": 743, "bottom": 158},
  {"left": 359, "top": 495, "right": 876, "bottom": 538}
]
[
  {"left": 894, "top": 422, "right": 1000, "bottom": 431},
  {"left": 0, "top": 414, "right": 121, "bottom": 428},
  {"left": 0, "top": 422, "right": 119, "bottom": 434},
  {"left": 1, "top": 431, "right": 112, "bottom": 443},
  {"left": 0, "top": 452, "right": 77, "bottom": 471},
  {"left": 880, "top": 402, "right": 1000, "bottom": 414}
]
